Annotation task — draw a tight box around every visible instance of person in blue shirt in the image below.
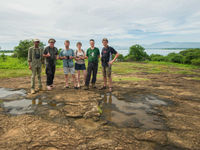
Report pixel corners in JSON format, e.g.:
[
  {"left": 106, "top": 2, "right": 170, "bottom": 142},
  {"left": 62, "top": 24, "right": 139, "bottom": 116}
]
[{"left": 59, "top": 40, "right": 78, "bottom": 89}]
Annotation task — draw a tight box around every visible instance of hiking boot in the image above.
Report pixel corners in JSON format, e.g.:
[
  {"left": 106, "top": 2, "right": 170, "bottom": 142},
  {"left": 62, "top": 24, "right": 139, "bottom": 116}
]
[
  {"left": 83, "top": 86, "right": 89, "bottom": 90},
  {"left": 31, "top": 89, "right": 36, "bottom": 94}
]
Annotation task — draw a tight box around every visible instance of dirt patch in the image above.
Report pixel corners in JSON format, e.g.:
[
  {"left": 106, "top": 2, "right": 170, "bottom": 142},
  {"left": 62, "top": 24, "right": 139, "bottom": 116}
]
[{"left": 0, "top": 67, "right": 200, "bottom": 149}]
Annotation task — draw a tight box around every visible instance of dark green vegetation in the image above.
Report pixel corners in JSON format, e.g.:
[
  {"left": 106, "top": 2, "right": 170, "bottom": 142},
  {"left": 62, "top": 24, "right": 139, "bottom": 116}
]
[
  {"left": 118, "top": 44, "right": 200, "bottom": 66},
  {"left": 13, "top": 39, "right": 45, "bottom": 58}
]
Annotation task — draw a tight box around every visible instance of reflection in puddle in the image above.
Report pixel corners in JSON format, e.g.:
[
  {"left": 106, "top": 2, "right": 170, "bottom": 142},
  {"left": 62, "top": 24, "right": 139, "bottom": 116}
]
[
  {"left": 101, "top": 93, "right": 170, "bottom": 130},
  {"left": 2, "top": 99, "right": 61, "bottom": 115}
]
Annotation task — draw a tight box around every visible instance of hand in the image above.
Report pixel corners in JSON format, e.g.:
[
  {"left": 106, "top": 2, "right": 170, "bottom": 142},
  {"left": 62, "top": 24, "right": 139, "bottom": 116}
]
[
  {"left": 69, "top": 56, "right": 73, "bottom": 59},
  {"left": 46, "top": 52, "right": 50, "bottom": 57},
  {"left": 108, "top": 60, "right": 114, "bottom": 65},
  {"left": 29, "top": 65, "right": 32, "bottom": 70},
  {"left": 63, "top": 56, "right": 67, "bottom": 59}
]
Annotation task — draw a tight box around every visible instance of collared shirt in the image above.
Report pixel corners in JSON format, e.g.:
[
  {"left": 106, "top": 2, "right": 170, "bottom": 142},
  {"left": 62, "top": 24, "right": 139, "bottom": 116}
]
[
  {"left": 59, "top": 49, "right": 74, "bottom": 68},
  {"left": 28, "top": 46, "right": 43, "bottom": 68},
  {"left": 43, "top": 46, "right": 58, "bottom": 65}
]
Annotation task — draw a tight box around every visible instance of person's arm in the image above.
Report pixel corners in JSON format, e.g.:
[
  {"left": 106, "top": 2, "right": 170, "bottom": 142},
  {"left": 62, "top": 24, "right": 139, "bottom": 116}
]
[
  {"left": 85, "top": 49, "right": 89, "bottom": 59},
  {"left": 75, "top": 50, "right": 81, "bottom": 61},
  {"left": 83, "top": 50, "right": 87, "bottom": 59},
  {"left": 43, "top": 47, "right": 50, "bottom": 58},
  {"left": 59, "top": 50, "right": 66, "bottom": 60},
  {"left": 69, "top": 50, "right": 75, "bottom": 59},
  {"left": 108, "top": 48, "right": 119, "bottom": 65},
  {"left": 28, "top": 48, "right": 32, "bottom": 70},
  {"left": 55, "top": 48, "right": 59, "bottom": 60}
]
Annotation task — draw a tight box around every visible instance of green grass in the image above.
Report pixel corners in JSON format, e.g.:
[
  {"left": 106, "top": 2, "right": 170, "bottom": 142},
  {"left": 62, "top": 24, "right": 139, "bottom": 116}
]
[
  {"left": 0, "top": 100, "right": 3, "bottom": 104},
  {"left": 112, "top": 76, "right": 148, "bottom": 82},
  {"left": 0, "top": 57, "right": 200, "bottom": 78},
  {"left": 146, "top": 61, "right": 199, "bottom": 69}
]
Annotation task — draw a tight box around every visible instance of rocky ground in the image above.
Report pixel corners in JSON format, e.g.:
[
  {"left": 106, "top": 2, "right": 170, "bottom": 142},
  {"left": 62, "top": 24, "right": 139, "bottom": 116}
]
[{"left": 0, "top": 64, "right": 200, "bottom": 150}]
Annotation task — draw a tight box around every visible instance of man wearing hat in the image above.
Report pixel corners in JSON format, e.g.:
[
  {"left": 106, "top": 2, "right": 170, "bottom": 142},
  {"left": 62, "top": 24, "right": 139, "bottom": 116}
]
[
  {"left": 28, "top": 39, "right": 44, "bottom": 94},
  {"left": 43, "top": 38, "right": 58, "bottom": 90}
]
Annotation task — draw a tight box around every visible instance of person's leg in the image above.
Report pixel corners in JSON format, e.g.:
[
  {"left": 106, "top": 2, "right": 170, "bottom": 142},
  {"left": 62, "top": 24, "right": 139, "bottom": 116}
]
[
  {"left": 83, "top": 70, "right": 87, "bottom": 85},
  {"left": 37, "top": 67, "right": 42, "bottom": 90},
  {"left": 70, "top": 68, "right": 77, "bottom": 88},
  {"left": 31, "top": 67, "right": 36, "bottom": 93},
  {"left": 51, "top": 64, "right": 56, "bottom": 86},
  {"left": 77, "top": 70, "right": 80, "bottom": 87},
  {"left": 46, "top": 64, "right": 52, "bottom": 86},
  {"left": 65, "top": 74, "right": 69, "bottom": 87},
  {"left": 102, "top": 66, "right": 107, "bottom": 87},
  {"left": 107, "top": 66, "right": 112, "bottom": 92},
  {"left": 91, "top": 62, "right": 98, "bottom": 85},
  {"left": 85, "top": 62, "right": 92, "bottom": 87},
  {"left": 64, "top": 67, "right": 69, "bottom": 87}
]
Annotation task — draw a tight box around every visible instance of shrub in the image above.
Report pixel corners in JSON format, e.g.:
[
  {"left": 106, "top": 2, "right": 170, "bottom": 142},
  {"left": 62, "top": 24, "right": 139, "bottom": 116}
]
[
  {"left": 129, "top": 44, "right": 149, "bottom": 61},
  {"left": 0, "top": 53, "right": 7, "bottom": 62},
  {"left": 166, "top": 53, "right": 184, "bottom": 63},
  {"left": 124, "top": 55, "right": 135, "bottom": 62},
  {"left": 150, "top": 54, "right": 166, "bottom": 61},
  {"left": 14, "top": 39, "right": 45, "bottom": 59},
  {"left": 191, "top": 58, "right": 200, "bottom": 66},
  {"left": 117, "top": 54, "right": 124, "bottom": 62}
]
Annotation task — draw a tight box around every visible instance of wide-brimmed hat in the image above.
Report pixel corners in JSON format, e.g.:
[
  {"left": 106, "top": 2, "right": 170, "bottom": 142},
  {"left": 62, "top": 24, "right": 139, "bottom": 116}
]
[
  {"left": 48, "top": 38, "right": 56, "bottom": 43},
  {"left": 33, "top": 39, "right": 40, "bottom": 42}
]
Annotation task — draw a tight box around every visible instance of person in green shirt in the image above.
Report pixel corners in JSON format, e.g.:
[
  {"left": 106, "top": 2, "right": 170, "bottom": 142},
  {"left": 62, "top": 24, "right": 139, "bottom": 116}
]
[{"left": 84, "top": 39, "right": 100, "bottom": 90}]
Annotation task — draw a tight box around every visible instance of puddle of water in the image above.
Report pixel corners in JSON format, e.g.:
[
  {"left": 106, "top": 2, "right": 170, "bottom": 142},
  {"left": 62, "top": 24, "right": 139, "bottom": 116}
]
[
  {"left": 0, "top": 88, "right": 26, "bottom": 100},
  {"left": 100, "top": 93, "right": 170, "bottom": 130},
  {"left": 2, "top": 99, "right": 62, "bottom": 115}
]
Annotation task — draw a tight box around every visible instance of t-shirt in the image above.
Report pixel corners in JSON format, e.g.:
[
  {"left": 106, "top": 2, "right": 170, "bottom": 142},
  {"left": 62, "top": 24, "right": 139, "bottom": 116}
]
[
  {"left": 75, "top": 50, "right": 85, "bottom": 64},
  {"left": 86, "top": 47, "right": 100, "bottom": 63},
  {"left": 59, "top": 49, "right": 74, "bottom": 68},
  {"left": 43, "top": 46, "right": 58, "bottom": 65},
  {"left": 101, "top": 46, "right": 117, "bottom": 67}
]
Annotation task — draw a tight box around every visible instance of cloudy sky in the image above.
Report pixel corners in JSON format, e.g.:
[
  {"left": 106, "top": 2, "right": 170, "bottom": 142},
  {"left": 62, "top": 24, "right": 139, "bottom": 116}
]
[{"left": 1, "top": 0, "right": 200, "bottom": 49}]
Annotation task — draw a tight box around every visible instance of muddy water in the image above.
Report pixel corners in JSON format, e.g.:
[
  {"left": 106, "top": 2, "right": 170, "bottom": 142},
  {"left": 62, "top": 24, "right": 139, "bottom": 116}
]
[
  {"left": 0, "top": 88, "right": 64, "bottom": 116},
  {"left": 100, "top": 93, "right": 171, "bottom": 130},
  {"left": 0, "top": 88, "right": 26, "bottom": 100},
  {"left": 1, "top": 87, "right": 171, "bottom": 130}
]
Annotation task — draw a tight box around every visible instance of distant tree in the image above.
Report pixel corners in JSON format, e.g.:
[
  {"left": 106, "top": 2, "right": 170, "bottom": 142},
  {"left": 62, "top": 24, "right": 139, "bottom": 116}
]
[
  {"left": 14, "top": 39, "right": 45, "bottom": 59},
  {"left": 126, "top": 44, "right": 149, "bottom": 61},
  {"left": 0, "top": 52, "right": 7, "bottom": 62}
]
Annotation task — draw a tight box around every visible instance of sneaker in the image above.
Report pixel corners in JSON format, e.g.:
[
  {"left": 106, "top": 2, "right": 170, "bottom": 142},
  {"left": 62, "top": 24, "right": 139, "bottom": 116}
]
[
  {"left": 31, "top": 89, "right": 36, "bottom": 94},
  {"left": 47, "top": 86, "right": 52, "bottom": 91},
  {"left": 83, "top": 86, "right": 89, "bottom": 90}
]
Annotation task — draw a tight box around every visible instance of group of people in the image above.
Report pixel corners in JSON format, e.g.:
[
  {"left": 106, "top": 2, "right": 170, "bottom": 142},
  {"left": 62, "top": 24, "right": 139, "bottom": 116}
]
[{"left": 28, "top": 38, "right": 119, "bottom": 94}]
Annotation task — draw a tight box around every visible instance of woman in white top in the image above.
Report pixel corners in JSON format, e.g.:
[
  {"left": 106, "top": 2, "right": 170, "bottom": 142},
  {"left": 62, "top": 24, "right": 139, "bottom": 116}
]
[{"left": 75, "top": 42, "right": 87, "bottom": 88}]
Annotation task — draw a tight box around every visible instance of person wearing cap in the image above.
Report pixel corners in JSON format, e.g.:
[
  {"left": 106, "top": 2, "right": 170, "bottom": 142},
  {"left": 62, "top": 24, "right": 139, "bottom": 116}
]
[
  {"left": 43, "top": 38, "right": 58, "bottom": 90},
  {"left": 28, "top": 39, "right": 44, "bottom": 94},
  {"left": 100, "top": 38, "right": 119, "bottom": 92}
]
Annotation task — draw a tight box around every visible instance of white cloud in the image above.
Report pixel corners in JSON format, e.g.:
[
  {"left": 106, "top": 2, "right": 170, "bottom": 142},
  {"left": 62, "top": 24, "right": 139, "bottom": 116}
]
[{"left": 0, "top": 0, "right": 200, "bottom": 49}]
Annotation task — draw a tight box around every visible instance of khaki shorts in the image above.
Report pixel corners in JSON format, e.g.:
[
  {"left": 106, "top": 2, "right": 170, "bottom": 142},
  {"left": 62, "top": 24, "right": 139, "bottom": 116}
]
[
  {"left": 64, "top": 67, "right": 75, "bottom": 75},
  {"left": 102, "top": 66, "right": 111, "bottom": 77}
]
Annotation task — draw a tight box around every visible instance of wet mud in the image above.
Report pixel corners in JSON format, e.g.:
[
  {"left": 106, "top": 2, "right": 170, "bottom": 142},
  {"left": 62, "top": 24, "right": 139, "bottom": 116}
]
[{"left": 0, "top": 70, "right": 200, "bottom": 150}]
